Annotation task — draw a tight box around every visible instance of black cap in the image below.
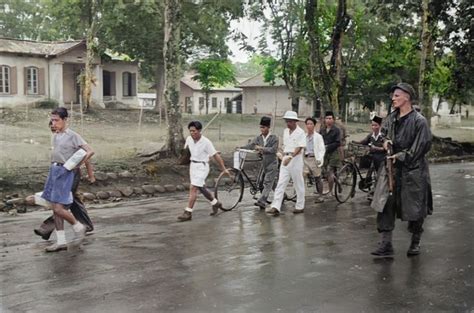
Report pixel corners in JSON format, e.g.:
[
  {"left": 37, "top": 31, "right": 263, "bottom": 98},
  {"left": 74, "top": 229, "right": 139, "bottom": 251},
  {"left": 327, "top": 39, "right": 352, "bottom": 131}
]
[
  {"left": 325, "top": 111, "right": 334, "bottom": 117},
  {"left": 372, "top": 116, "right": 383, "bottom": 125},
  {"left": 260, "top": 116, "right": 271, "bottom": 127},
  {"left": 390, "top": 82, "right": 416, "bottom": 100}
]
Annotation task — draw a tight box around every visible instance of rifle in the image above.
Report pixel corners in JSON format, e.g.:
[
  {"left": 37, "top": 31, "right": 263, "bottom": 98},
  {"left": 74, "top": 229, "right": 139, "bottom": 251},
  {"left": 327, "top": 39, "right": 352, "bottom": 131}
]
[{"left": 386, "top": 142, "right": 395, "bottom": 194}]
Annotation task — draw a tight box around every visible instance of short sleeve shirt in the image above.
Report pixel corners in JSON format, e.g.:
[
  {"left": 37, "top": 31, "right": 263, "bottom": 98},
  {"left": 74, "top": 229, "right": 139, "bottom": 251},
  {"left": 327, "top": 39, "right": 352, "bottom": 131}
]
[
  {"left": 185, "top": 135, "right": 217, "bottom": 162},
  {"left": 282, "top": 126, "right": 306, "bottom": 153},
  {"left": 51, "top": 128, "right": 87, "bottom": 163}
]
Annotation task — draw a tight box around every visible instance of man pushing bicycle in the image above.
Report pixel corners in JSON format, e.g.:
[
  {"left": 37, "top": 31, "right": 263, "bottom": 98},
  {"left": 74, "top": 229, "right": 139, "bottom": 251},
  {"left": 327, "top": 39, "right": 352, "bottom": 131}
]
[{"left": 240, "top": 116, "right": 279, "bottom": 209}]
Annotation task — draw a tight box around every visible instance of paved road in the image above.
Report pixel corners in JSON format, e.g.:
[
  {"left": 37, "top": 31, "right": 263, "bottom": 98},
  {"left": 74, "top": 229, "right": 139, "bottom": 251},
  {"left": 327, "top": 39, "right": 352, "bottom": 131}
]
[{"left": 1, "top": 163, "right": 473, "bottom": 313}]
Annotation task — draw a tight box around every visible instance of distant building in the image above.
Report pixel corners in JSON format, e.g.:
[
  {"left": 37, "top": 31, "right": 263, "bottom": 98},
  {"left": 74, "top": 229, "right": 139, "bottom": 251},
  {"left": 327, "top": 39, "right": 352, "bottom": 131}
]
[
  {"left": 237, "top": 73, "right": 313, "bottom": 117},
  {"left": 179, "top": 73, "right": 243, "bottom": 114},
  {"left": 0, "top": 37, "right": 139, "bottom": 109}
]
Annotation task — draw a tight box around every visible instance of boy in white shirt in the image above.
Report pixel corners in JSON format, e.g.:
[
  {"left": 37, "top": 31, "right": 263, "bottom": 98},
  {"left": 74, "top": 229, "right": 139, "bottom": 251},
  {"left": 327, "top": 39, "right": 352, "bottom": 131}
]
[{"left": 177, "top": 121, "right": 229, "bottom": 222}]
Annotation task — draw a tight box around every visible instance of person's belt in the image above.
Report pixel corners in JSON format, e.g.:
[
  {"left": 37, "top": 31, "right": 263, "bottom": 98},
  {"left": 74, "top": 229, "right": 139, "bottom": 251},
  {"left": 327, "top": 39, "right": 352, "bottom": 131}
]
[
  {"left": 51, "top": 162, "right": 63, "bottom": 166},
  {"left": 191, "top": 160, "right": 207, "bottom": 165}
]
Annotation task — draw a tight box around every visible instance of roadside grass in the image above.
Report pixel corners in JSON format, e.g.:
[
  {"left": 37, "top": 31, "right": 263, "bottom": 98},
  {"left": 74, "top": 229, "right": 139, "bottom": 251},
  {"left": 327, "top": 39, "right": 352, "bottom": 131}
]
[{"left": 1, "top": 108, "right": 472, "bottom": 175}]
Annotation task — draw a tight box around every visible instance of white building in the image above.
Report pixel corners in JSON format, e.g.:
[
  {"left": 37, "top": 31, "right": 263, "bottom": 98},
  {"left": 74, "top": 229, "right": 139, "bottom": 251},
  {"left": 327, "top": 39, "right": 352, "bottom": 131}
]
[
  {"left": 0, "top": 38, "right": 139, "bottom": 109},
  {"left": 237, "top": 73, "right": 313, "bottom": 117},
  {"left": 179, "top": 73, "right": 242, "bottom": 114}
]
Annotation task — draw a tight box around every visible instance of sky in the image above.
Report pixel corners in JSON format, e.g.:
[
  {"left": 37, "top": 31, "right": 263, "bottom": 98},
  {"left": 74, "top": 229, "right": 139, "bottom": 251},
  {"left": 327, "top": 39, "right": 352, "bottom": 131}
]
[
  {"left": 227, "top": 13, "right": 276, "bottom": 63},
  {"left": 227, "top": 17, "right": 263, "bottom": 63}
]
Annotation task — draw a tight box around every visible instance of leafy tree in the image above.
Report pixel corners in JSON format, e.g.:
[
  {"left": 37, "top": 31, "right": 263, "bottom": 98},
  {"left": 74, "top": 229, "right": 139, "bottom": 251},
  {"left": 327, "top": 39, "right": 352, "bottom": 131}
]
[
  {"left": 347, "top": 35, "right": 420, "bottom": 111},
  {"left": 233, "top": 54, "right": 265, "bottom": 78},
  {"left": 192, "top": 59, "right": 236, "bottom": 114}
]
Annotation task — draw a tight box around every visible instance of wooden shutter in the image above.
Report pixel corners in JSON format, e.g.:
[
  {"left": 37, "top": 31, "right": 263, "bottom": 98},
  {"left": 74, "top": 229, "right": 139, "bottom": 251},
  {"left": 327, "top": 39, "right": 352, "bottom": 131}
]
[
  {"left": 110, "top": 71, "right": 116, "bottom": 96},
  {"left": 122, "top": 72, "right": 127, "bottom": 96},
  {"left": 38, "top": 67, "right": 45, "bottom": 95},
  {"left": 24, "top": 67, "right": 28, "bottom": 95},
  {"left": 131, "top": 73, "right": 137, "bottom": 96},
  {"left": 10, "top": 66, "right": 17, "bottom": 94}
]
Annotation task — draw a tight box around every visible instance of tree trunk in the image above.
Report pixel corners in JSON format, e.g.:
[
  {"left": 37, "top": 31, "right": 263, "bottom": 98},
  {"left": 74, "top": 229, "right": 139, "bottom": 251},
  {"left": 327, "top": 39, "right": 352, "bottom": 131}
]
[
  {"left": 83, "top": 28, "right": 94, "bottom": 111},
  {"left": 435, "top": 96, "right": 442, "bottom": 113},
  {"left": 287, "top": 80, "right": 300, "bottom": 113},
  {"left": 154, "top": 61, "right": 168, "bottom": 123},
  {"left": 205, "top": 92, "right": 209, "bottom": 115},
  {"left": 328, "top": 0, "right": 349, "bottom": 116},
  {"left": 449, "top": 99, "right": 457, "bottom": 114},
  {"left": 163, "top": 0, "right": 185, "bottom": 157},
  {"left": 418, "top": 0, "right": 434, "bottom": 126},
  {"left": 305, "top": 0, "right": 320, "bottom": 114},
  {"left": 82, "top": 0, "right": 98, "bottom": 113}
]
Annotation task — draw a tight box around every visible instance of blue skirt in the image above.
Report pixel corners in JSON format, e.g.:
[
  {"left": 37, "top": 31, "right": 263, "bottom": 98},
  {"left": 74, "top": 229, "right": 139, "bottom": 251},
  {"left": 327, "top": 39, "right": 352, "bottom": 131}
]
[{"left": 41, "top": 165, "right": 75, "bottom": 205}]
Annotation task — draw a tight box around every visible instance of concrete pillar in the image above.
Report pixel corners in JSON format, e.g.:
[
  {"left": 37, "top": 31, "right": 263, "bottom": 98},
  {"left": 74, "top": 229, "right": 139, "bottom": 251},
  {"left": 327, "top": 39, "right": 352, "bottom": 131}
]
[
  {"left": 50, "top": 62, "right": 64, "bottom": 105},
  {"left": 91, "top": 64, "right": 104, "bottom": 108}
]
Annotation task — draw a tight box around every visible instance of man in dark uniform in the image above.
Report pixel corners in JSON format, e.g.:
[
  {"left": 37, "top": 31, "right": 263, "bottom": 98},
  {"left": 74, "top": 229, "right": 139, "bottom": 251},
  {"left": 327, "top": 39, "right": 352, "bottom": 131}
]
[
  {"left": 371, "top": 83, "right": 433, "bottom": 257},
  {"left": 355, "top": 115, "right": 385, "bottom": 172},
  {"left": 240, "top": 116, "right": 279, "bottom": 209},
  {"left": 320, "top": 111, "right": 341, "bottom": 195}
]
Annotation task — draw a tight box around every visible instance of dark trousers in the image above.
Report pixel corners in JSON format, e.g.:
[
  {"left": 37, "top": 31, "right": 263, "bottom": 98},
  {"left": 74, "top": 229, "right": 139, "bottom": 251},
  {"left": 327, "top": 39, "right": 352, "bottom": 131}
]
[
  {"left": 376, "top": 195, "right": 424, "bottom": 234},
  {"left": 37, "top": 168, "right": 93, "bottom": 236}
]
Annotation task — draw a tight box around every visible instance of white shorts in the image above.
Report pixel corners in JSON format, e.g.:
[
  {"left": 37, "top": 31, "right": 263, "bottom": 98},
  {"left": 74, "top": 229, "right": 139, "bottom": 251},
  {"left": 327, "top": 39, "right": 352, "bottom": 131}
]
[{"left": 190, "top": 162, "right": 210, "bottom": 187}]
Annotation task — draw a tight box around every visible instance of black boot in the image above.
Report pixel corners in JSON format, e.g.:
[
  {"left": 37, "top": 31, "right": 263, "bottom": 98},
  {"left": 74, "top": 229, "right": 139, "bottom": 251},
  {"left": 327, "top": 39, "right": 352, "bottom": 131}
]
[
  {"left": 407, "top": 233, "right": 421, "bottom": 256},
  {"left": 371, "top": 241, "right": 394, "bottom": 257}
]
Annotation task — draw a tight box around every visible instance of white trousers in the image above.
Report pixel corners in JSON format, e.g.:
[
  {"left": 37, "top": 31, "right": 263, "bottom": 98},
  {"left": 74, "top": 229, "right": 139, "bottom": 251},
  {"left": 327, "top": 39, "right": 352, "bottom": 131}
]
[
  {"left": 190, "top": 162, "right": 209, "bottom": 187},
  {"left": 271, "top": 155, "right": 305, "bottom": 211}
]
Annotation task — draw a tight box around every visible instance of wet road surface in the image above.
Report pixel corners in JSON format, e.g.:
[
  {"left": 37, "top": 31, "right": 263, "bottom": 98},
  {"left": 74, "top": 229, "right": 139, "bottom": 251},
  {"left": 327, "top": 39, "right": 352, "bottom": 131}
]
[{"left": 1, "top": 162, "right": 473, "bottom": 312}]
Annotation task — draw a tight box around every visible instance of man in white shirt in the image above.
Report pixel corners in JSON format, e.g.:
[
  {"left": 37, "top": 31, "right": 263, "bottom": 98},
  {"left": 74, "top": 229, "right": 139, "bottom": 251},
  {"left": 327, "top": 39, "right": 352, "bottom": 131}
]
[
  {"left": 304, "top": 117, "right": 326, "bottom": 203},
  {"left": 268, "top": 111, "right": 306, "bottom": 216},
  {"left": 177, "top": 121, "right": 229, "bottom": 222}
]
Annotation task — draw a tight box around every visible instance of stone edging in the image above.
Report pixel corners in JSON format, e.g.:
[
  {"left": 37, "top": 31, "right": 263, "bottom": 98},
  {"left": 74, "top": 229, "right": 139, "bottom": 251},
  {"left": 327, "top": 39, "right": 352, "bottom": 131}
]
[{"left": 0, "top": 182, "right": 191, "bottom": 215}]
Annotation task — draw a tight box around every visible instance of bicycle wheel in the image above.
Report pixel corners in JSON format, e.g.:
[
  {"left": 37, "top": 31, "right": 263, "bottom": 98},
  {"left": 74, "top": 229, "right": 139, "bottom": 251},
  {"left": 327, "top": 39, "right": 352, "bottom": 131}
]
[
  {"left": 334, "top": 163, "right": 356, "bottom": 203},
  {"left": 214, "top": 168, "right": 244, "bottom": 211}
]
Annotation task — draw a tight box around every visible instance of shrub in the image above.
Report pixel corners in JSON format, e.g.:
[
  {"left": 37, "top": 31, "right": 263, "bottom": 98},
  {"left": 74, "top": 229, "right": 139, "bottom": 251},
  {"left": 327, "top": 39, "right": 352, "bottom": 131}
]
[{"left": 37, "top": 99, "right": 59, "bottom": 109}]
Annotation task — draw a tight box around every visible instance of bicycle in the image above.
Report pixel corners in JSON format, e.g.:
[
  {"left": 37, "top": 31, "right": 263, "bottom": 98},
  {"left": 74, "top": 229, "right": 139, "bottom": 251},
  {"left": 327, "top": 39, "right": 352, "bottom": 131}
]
[
  {"left": 214, "top": 149, "right": 293, "bottom": 210},
  {"left": 333, "top": 142, "right": 378, "bottom": 204}
]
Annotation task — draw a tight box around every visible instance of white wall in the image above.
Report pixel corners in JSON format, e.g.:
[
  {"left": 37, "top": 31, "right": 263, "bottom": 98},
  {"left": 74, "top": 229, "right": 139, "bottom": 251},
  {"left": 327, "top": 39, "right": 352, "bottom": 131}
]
[
  {"left": 241, "top": 86, "right": 312, "bottom": 117},
  {"left": 178, "top": 82, "right": 241, "bottom": 115},
  {"left": 102, "top": 62, "right": 139, "bottom": 108},
  {"left": 0, "top": 54, "right": 49, "bottom": 108},
  {"left": 189, "top": 90, "right": 241, "bottom": 115}
]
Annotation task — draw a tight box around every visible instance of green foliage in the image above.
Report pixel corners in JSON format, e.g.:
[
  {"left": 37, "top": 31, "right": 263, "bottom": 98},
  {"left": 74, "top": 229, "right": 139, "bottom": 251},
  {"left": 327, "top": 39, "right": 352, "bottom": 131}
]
[
  {"left": 347, "top": 33, "right": 420, "bottom": 109},
  {"left": 192, "top": 59, "right": 236, "bottom": 91},
  {"left": 430, "top": 55, "right": 454, "bottom": 98},
  {"left": 259, "top": 56, "right": 280, "bottom": 86},
  {"left": 192, "top": 58, "right": 236, "bottom": 114},
  {"left": 233, "top": 54, "right": 265, "bottom": 78}
]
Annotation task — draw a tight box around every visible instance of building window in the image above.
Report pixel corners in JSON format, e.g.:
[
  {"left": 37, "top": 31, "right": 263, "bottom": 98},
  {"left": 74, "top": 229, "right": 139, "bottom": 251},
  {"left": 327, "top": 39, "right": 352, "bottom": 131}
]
[
  {"left": 0, "top": 65, "right": 10, "bottom": 94},
  {"left": 27, "top": 67, "right": 38, "bottom": 95},
  {"left": 212, "top": 97, "right": 217, "bottom": 108},
  {"left": 122, "top": 72, "right": 136, "bottom": 97}
]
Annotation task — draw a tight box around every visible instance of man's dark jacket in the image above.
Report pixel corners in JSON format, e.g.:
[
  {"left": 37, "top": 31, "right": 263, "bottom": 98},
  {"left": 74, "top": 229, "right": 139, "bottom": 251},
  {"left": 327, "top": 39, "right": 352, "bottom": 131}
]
[{"left": 381, "top": 109, "right": 433, "bottom": 221}]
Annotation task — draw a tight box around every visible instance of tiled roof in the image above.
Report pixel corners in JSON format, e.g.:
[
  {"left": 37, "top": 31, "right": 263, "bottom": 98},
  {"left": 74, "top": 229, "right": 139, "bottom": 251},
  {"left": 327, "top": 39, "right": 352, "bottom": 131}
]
[
  {"left": 237, "top": 72, "right": 286, "bottom": 87},
  {"left": 0, "top": 37, "right": 85, "bottom": 57},
  {"left": 180, "top": 73, "right": 243, "bottom": 92}
]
